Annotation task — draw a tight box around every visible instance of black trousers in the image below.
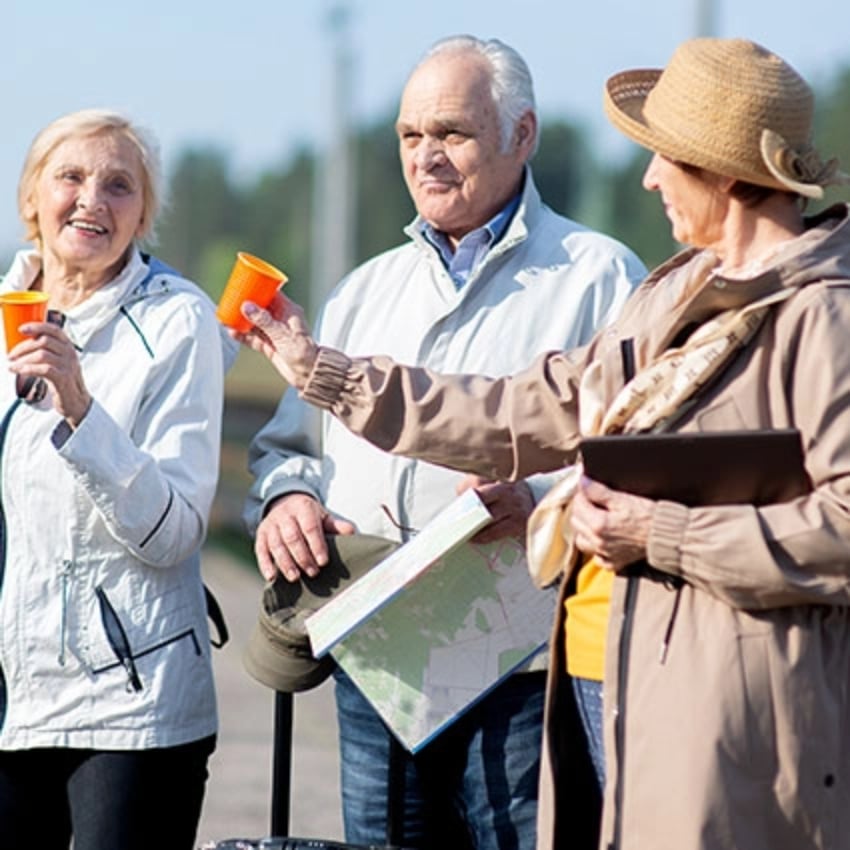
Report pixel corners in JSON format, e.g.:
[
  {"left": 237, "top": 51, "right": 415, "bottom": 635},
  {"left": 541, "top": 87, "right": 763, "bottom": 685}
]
[{"left": 0, "top": 734, "right": 216, "bottom": 850}]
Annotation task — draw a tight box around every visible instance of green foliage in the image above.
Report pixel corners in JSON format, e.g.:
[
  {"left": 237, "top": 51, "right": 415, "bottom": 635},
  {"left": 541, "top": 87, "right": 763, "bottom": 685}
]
[
  {"left": 813, "top": 66, "right": 850, "bottom": 214},
  {"left": 601, "top": 149, "right": 677, "bottom": 270},
  {"left": 532, "top": 119, "right": 589, "bottom": 218},
  {"left": 153, "top": 61, "right": 850, "bottom": 336},
  {"left": 156, "top": 147, "right": 240, "bottom": 283},
  {"left": 353, "top": 117, "right": 414, "bottom": 262},
  {"left": 144, "top": 65, "right": 850, "bottom": 540},
  {"left": 238, "top": 149, "right": 315, "bottom": 308},
  {"left": 198, "top": 239, "right": 243, "bottom": 302}
]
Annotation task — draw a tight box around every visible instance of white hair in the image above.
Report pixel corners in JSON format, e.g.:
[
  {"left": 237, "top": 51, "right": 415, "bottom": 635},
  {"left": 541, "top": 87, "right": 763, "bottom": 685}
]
[
  {"left": 418, "top": 35, "right": 539, "bottom": 155},
  {"left": 18, "top": 108, "right": 162, "bottom": 246}
]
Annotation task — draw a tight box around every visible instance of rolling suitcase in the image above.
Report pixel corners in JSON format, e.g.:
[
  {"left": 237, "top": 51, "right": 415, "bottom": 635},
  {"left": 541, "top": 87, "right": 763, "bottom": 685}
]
[
  {"left": 199, "top": 690, "right": 410, "bottom": 850},
  {"left": 201, "top": 536, "right": 411, "bottom": 849}
]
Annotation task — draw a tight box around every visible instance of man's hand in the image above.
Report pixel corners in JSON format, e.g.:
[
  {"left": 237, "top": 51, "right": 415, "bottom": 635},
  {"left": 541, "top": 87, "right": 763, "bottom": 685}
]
[
  {"left": 569, "top": 476, "right": 654, "bottom": 571},
  {"left": 233, "top": 293, "right": 319, "bottom": 391},
  {"left": 455, "top": 474, "right": 535, "bottom": 544},
  {"left": 254, "top": 492, "right": 355, "bottom": 582}
]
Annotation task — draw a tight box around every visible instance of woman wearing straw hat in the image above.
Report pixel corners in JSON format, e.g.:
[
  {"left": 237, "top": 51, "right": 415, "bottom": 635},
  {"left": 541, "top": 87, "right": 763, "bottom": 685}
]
[{"left": 234, "top": 38, "right": 850, "bottom": 850}]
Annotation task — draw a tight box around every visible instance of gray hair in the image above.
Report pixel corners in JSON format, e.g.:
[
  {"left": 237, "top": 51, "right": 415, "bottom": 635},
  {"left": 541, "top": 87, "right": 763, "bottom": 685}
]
[
  {"left": 18, "top": 108, "right": 163, "bottom": 247},
  {"left": 419, "top": 35, "right": 539, "bottom": 155}
]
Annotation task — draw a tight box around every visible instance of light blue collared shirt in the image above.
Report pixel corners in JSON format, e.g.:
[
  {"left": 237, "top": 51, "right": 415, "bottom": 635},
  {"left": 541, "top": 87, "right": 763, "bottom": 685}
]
[{"left": 419, "top": 192, "right": 522, "bottom": 289}]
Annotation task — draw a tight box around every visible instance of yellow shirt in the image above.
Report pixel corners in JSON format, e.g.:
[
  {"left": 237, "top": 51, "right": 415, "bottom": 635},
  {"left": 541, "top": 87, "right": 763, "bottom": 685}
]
[{"left": 564, "top": 557, "right": 612, "bottom": 681}]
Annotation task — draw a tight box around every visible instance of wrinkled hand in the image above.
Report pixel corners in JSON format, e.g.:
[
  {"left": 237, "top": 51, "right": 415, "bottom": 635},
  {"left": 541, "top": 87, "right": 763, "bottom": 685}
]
[
  {"left": 7, "top": 320, "right": 91, "bottom": 426},
  {"left": 254, "top": 492, "right": 356, "bottom": 582},
  {"left": 570, "top": 476, "right": 654, "bottom": 571},
  {"left": 455, "top": 474, "right": 535, "bottom": 544},
  {"left": 231, "top": 293, "right": 318, "bottom": 390}
]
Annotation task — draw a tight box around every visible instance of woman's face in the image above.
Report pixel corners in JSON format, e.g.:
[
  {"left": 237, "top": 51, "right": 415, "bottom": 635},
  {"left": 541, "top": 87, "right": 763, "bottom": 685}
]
[
  {"left": 642, "top": 153, "right": 730, "bottom": 249},
  {"left": 29, "top": 130, "right": 146, "bottom": 286}
]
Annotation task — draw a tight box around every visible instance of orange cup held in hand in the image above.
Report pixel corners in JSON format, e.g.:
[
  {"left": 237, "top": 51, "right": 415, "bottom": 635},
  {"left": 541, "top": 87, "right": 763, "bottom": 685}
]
[
  {"left": 0, "top": 291, "right": 49, "bottom": 352},
  {"left": 216, "top": 252, "right": 287, "bottom": 334}
]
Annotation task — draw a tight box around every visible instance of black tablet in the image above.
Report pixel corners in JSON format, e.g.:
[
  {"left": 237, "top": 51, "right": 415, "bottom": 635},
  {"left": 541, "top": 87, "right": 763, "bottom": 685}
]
[{"left": 580, "top": 429, "right": 810, "bottom": 507}]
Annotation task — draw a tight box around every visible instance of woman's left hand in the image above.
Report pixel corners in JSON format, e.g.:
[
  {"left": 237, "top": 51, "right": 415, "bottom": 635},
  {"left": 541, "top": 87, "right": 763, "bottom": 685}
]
[
  {"left": 7, "top": 320, "right": 92, "bottom": 426},
  {"left": 570, "top": 475, "right": 655, "bottom": 571}
]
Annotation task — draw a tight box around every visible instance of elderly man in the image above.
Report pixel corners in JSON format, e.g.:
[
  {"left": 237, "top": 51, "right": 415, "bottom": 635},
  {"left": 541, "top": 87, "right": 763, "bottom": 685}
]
[{"left": 243, "top": 34, "right": 645, "bottom": 850}]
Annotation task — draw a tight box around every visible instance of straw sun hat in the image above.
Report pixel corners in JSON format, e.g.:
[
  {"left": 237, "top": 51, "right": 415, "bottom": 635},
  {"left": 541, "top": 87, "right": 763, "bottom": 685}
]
[{"left": 604, "top": 38, "right": 849, "bottom": 199}]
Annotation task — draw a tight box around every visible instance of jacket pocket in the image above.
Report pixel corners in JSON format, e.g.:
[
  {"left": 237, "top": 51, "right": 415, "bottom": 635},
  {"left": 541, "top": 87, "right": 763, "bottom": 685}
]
[
  {"left": 733, "top": 626, "right": 779, "bottom": 781},
  {"left": 91, "top": 584, "right": 201, "bottom": 692}
]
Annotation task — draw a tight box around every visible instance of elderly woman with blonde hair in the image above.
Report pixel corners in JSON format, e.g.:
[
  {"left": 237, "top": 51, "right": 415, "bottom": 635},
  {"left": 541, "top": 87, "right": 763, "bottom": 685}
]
[
  {"left": 0, "top": 109, "right": 233, "bottom": 850},
  {"left": 237, "top": 39, "right": 850, "bottom": 850}
]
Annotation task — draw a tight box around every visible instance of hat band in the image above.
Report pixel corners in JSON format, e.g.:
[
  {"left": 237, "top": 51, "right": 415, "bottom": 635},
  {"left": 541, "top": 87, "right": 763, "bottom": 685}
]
[{"left": 761, "top": 129, "right": 850, "bottom": 199}]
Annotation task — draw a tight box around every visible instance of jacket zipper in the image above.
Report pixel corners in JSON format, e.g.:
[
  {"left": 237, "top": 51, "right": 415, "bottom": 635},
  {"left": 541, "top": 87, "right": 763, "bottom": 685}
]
[
  {"left": 58, "top": 560, "right": 74, "bottom": 666},
  {"left": 0, "top": 399, "right": 24, "bottom": 731},
  {"left": 0, "top": 400, "right": 23, "bottom": 591},
  {"left": 609, "top": 571, "right": 640, "bottom": 850}
]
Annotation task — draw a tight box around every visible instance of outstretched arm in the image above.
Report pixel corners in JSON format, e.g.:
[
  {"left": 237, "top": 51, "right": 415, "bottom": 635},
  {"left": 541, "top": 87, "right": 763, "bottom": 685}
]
[{"left": 234, "top": 292, "right": 586, "bottom": 483}]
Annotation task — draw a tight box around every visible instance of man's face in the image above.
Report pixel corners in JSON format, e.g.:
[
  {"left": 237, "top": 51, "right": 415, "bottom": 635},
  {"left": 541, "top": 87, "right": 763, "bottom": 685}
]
[{"left": 395, "top": 51, "right": 534, "bottom": 244}]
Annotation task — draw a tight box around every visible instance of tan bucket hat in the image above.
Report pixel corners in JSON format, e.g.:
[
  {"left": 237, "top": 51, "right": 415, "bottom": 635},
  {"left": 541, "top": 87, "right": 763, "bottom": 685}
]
[
  {"left": 243, "top": 533, "right": 399, "bottom": 693},
  {"left": 604, "top": 38, "right": 849, "bottom": 199}
]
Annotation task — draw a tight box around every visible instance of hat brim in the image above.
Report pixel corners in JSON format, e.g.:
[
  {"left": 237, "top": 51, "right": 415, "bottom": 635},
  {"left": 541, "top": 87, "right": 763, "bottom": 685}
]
[
  {"left": 603, "top": 69, "right": 666, "bottom": 156},
  {"left": 603, "top": 66, "right": 835, "bottom": 198},
  {"left": 243, "top": 614, "right": 336, "bottom": 693},
  {"left": 242, "top": 534, "right": 400, "bottom": 693}
]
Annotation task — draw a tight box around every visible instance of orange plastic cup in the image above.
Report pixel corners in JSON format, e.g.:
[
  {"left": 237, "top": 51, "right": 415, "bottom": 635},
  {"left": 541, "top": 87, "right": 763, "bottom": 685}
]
[
  {"left": 0, "top": 291, "right": 49, "bottom": 352},
  {"left": 216, "top": 252, "right": 287, "bottom": 333}
]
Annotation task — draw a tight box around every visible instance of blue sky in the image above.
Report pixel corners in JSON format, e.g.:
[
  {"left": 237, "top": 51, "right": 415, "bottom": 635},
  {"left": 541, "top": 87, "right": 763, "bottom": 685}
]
[{"left": 3, "top": 0, "right": 849, "bottom": 258}]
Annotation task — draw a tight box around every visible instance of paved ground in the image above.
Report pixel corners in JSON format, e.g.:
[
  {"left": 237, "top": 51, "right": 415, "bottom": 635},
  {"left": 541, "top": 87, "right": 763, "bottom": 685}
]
[{"left": 196, "top": 546, "right": 344, "bottom": 848}]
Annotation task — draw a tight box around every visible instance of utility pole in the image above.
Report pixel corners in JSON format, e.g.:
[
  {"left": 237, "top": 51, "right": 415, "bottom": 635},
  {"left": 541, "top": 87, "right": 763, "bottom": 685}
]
[
  {"left": 694, "top": 0, "right": 718, "bottom": 36},
  {"left": 310, "top": 2, "right": 356, "bottom": 314}
]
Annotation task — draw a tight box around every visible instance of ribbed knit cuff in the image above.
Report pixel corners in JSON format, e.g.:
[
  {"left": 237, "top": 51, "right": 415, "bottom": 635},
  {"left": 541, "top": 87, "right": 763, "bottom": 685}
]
[
  {"left": 301, "top": 347, "right": 353, "bottom": 409},
  {"left": 646, "top": 500, "right": 690, "bottom": 576}
]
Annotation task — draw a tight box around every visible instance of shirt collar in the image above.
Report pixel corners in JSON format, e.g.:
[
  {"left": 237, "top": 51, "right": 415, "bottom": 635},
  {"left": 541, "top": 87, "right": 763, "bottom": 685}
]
[{"left": 419, "top": 190, "right": 522, "bottom": 289}]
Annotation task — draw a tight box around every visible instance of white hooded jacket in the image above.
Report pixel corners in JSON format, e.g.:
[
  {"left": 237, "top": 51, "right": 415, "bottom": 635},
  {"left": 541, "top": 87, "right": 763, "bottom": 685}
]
[{"left": 0, "top": 248, "right": 232, "bottom": 750}]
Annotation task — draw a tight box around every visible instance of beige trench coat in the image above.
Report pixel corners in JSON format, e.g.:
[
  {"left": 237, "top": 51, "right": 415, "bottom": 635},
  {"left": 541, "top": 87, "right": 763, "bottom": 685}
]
[{"left": 304, "top": 205, "right": 850, "bottom": 850}]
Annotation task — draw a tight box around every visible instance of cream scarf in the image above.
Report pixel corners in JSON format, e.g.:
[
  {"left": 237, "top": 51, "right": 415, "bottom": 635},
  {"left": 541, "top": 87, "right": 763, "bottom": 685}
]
[{"left": 525, "top": 285, "right": 797, "bottom": 589}]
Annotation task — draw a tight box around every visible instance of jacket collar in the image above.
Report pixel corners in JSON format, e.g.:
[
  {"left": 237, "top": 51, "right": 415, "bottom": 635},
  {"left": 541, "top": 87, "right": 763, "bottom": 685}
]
[
  {"left": 404, "top": 165, "right": 543, "bottom": 265},
  {"left": 1, "top": 248, "right": 177, "bottom": 351}
]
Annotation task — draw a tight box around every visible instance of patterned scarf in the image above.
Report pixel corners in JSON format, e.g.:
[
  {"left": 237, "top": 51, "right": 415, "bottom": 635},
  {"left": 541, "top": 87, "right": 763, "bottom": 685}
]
[{"left": 525, "top": 286, "right": 796, "bottom": 589}]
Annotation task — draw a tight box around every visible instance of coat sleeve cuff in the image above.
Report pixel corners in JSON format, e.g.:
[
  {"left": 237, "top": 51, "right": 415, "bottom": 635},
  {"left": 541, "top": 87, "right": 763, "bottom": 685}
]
[
  {"left": 51, "top": 418, "right": 74, "bottom": 449},
  {"left": 301, "top": 347, "right": 352, "bottom": 409},
  {"left": 646, "top": 500, "right": 690, "bottom": 575}
]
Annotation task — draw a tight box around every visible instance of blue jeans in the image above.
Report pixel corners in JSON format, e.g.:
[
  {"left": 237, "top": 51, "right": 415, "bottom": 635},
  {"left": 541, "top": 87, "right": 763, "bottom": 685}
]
[
  {"left": 572, "top": 676, "right": 605, "bottom": 789},
  {"left": 0, "top": 735, "right": 215, "bottom": 850},
  {"left": 334, "top": 668, "right": 545, "bottom": 850}
]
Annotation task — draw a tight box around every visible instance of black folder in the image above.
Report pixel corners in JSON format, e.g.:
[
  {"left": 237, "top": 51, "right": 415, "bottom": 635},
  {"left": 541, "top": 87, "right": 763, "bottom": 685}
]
[{"left": 580, "top": 429, "right": 811, "bottom": 507}]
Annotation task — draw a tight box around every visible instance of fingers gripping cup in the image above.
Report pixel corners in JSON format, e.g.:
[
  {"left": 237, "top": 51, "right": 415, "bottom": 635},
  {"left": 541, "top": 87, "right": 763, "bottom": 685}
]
[
  {"left": 0, "top": 291, "right": 49, "bottom": 352},
  {"left": 216, "top": 252, "right": 287, "bottom": 334}
]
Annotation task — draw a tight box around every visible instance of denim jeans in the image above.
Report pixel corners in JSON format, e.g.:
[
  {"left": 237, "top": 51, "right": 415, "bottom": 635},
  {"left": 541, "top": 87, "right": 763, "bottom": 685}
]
[
  {"left": 334, "top": 668, "right": 545, "bottom": 850},
  {"left": 572, "top": 676, "right": 605, "bottom": 789},
  {"left": 0, "top": 735, "right": 215, "bottom": 850}
]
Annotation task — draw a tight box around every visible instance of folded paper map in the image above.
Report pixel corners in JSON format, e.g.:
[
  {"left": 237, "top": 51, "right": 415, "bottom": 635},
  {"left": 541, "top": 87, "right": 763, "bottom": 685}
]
[{"left": 305, "top": 489, "right": 557, "bottom": 752}]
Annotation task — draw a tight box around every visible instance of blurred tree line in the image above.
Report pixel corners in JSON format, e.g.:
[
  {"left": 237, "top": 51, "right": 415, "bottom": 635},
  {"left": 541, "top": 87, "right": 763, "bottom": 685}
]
[
  {"left": 153, "top": 116, "right": 669, "bottom": 325},
  {"left": 154, "top": 63, "right": 850, "bottom": 340},
  {"left": 149, "top": 66, "right": 850, "bottom": 541}
]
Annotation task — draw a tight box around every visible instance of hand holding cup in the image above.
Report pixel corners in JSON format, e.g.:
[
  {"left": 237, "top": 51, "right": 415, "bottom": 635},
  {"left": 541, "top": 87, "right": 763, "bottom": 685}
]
[{"left": 216, "top": 252, "right": 287, "bottom": 334}]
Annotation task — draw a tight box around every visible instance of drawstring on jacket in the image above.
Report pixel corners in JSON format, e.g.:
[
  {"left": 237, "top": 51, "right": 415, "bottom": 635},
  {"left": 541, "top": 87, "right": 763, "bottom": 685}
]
[{"left": 659, "top": 577, "right": 685, "bottom": 664}]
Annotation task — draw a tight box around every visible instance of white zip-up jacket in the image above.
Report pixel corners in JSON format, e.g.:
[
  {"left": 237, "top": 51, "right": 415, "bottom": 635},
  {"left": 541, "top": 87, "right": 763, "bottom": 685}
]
[
  {"left": 244, "top": 174, "right": 645, "bottom": 559},
  {"left": 0, "top": 248, "right": 232, "bottom": 750}
]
